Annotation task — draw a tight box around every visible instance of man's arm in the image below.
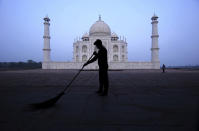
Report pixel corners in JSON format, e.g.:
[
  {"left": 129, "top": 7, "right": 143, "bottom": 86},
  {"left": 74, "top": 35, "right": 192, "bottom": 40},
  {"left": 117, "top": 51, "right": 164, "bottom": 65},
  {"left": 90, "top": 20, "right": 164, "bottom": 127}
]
[
  {"left": 83, "top": 52, "right": 98, "bottom": 67},
  {"left": 87, "top": 55, "right": 98, "bottom": 64}
]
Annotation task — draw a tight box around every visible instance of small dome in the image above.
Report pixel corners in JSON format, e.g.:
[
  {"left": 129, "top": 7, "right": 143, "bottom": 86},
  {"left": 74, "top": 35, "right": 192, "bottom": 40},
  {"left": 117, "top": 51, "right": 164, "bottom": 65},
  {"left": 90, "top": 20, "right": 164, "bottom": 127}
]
[
  {"left": 82, "top": 32, "right": 89, "bottom": 38},
  {"left": 89, "top": 16, "right": 111, "bottom": 36},
  {"left": 111, "top": 32, "right": 118, "bottom": 38},
  {"left": 151, "top": 13, "right": 158, "bottom": 20},
  {"left": 44, "top": 15, "right": 50, "bottom": 21},
  {"left": 82, "top": 32, "right": 89, "bottom": 41}
]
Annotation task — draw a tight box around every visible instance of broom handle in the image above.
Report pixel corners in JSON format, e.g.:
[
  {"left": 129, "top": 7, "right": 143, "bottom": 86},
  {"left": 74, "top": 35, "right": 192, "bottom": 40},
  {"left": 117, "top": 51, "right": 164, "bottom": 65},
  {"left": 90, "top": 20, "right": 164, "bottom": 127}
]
[{"left": 63, "top": 54, "right": 94, "bottom": 93}]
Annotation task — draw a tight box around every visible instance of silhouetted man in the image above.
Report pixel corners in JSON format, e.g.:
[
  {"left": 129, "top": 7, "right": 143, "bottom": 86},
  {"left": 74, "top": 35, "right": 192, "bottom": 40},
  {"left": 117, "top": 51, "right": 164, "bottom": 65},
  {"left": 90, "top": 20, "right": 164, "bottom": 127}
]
[
  {"left": 83, "top": 39, "right": 109, "bottom": 96},
  {"left": 162, "top": 64, "right": 166, "bottom": 73}
]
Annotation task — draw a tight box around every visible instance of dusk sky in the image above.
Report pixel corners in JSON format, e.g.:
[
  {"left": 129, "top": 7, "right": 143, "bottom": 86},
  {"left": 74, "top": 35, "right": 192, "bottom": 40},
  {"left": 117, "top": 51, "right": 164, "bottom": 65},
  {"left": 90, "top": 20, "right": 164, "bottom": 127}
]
[{"left": 0, "top": 0, "right": 199, "bottom": 66}]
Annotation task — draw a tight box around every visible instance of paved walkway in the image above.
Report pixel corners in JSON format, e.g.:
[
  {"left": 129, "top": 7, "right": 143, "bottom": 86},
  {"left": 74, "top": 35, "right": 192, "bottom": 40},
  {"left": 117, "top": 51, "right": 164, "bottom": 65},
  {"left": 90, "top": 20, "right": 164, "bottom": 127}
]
[{"left": 0, "top": 69, "right": 199, "bottom": 131}]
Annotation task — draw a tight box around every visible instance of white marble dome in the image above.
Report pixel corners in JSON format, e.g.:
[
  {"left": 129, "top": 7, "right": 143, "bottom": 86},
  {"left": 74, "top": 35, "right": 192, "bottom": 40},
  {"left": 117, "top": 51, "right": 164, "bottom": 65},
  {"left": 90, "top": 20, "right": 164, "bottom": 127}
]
[{"left": 89, "top": 16, "right": 111, "bottom": 36}]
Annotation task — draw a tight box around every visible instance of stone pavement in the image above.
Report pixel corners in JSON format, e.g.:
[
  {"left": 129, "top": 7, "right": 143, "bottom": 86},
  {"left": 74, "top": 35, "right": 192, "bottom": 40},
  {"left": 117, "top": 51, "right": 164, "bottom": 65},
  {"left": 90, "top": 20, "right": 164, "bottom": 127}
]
[{"left": 0, "top": 69, "right": 199, "bottom": 131}]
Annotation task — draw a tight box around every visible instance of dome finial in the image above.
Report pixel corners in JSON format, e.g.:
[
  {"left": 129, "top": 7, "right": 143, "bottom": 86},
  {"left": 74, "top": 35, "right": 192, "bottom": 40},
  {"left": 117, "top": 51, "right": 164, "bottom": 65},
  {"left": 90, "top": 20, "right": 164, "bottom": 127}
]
[{"left": 99, "top": 15, "right": 101, "bottom": 21}]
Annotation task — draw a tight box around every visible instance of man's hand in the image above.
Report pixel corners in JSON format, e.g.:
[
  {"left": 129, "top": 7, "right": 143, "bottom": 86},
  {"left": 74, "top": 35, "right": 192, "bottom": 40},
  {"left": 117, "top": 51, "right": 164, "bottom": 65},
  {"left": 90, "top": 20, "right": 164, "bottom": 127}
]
[
  {"left": 83, "top": 62, "right": 88, "bottom": 67},
  {"left": 93, "top": 51, "right": 97, "bottom": 55}
]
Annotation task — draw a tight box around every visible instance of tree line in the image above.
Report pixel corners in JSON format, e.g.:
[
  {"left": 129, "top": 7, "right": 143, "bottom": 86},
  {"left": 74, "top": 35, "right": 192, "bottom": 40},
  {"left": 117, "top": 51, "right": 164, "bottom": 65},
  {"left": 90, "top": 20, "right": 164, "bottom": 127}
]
[{"left": 0, "top": 60, "right": 41, "bottom": 70}]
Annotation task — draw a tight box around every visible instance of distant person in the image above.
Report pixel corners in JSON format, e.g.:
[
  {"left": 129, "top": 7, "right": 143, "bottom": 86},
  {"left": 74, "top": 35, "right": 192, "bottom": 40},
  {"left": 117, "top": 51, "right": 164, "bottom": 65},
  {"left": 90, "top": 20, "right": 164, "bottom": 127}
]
[
  {"left": 162, "top": 64, "right": 166, "bottom": 73},
  {"left": 83, "top": 39, "right": 109, "bottom": 96}
]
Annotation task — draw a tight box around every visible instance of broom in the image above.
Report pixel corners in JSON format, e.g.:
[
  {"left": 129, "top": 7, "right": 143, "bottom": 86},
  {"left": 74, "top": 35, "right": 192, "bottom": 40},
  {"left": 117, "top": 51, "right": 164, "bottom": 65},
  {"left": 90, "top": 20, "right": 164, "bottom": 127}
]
[{"left": 30, "top": 54, "right": 94, "bottom": 109}]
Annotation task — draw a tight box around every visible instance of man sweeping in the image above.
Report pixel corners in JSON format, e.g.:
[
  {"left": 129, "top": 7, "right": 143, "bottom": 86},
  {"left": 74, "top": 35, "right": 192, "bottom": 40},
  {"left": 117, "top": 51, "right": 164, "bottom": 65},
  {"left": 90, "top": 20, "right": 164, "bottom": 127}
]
[{"left": 83, "top": 39, "right": 109, "bottom": 96}]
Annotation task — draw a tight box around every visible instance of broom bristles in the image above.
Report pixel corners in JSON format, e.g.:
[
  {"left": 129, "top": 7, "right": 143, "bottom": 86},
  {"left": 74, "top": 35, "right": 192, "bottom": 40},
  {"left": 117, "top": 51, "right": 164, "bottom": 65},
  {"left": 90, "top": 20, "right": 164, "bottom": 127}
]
[{"left": 30, "top": 92, "right": 64, "bottom": 109}]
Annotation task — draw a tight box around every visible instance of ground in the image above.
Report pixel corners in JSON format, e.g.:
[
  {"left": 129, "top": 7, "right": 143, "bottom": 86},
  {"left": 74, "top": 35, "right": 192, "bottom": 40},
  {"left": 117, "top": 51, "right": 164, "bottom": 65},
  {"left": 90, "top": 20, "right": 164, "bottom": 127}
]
[{"left": 0, "top": 69, "right": 198, "bottom": 131}]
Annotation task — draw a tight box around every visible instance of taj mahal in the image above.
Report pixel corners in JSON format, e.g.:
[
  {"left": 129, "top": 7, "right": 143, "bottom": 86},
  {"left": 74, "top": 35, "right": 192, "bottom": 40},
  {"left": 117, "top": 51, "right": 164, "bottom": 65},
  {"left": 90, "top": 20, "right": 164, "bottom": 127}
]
[{"left": 42, "top": 15, "right": 160, "bottom": 69}]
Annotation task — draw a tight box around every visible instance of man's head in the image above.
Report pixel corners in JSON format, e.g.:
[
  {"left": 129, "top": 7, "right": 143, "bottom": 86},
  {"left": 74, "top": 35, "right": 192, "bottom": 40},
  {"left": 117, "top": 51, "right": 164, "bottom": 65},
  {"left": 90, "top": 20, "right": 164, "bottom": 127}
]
[{"left": 94, "top": 39, "right": 102, "bottom": 49}]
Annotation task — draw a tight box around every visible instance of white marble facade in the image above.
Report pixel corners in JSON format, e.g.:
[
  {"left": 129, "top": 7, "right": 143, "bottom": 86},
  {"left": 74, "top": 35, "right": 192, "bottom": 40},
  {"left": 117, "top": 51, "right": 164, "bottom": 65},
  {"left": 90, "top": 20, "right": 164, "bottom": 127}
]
[
  {"left": 73, "top": 16, "right": 127, "bottom": 64},
  {"left": 42, "top": 15, "right": 160, "bottom": 69}
]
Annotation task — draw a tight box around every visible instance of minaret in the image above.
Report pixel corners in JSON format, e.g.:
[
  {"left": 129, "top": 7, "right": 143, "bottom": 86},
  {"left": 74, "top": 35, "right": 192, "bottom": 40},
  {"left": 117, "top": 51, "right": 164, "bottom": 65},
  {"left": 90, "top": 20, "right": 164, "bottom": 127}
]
[
  {"left": 151, "top": 14, "right": 159, "bottom": 63},
  {"left": 43, "top": 15, "right": 51, "bottom": 62}
]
